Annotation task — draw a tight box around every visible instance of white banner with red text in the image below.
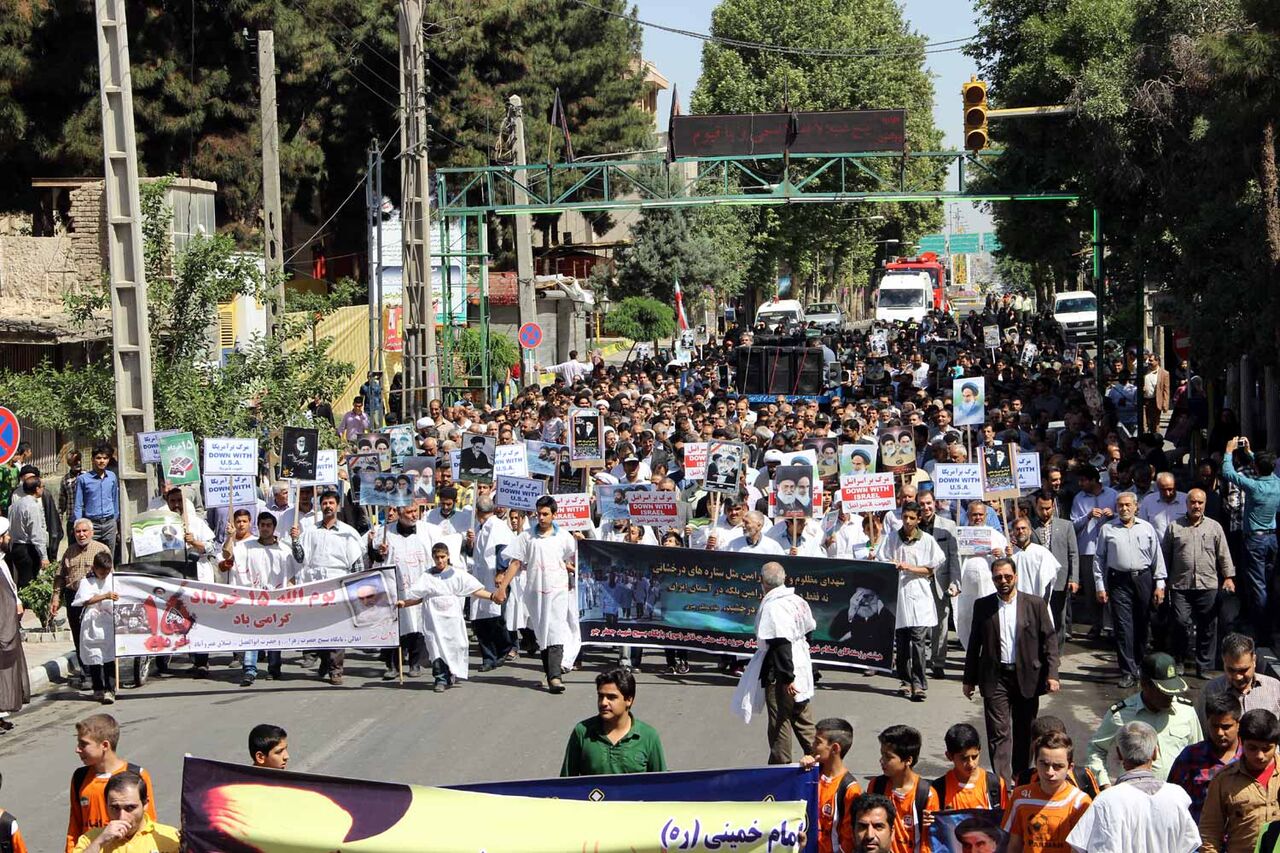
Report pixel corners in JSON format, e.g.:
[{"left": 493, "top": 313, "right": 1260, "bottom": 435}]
[{"left": 110, "top": 570, "right": 400, "bottom": 656}]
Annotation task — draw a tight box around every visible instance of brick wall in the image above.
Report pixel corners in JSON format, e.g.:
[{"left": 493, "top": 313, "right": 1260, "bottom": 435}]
[{"left": 66, "top": 181, "right": 106, "bottom": 287}]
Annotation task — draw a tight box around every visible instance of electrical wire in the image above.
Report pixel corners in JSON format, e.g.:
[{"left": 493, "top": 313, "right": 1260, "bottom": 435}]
[
  {"left": 284, "top": 134, "right": 397, "bottom": 264},
  {"left": 566, "top": 0, "right": 974, "bottom": 58}
]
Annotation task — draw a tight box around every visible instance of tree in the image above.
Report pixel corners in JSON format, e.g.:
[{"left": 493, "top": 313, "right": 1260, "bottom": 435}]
[
  {"left": 614, "top": 204, "right": 754, "bottom": 309},
  {"left": 604, "top": 296, "right": 675, "bottom": 345},
  {"left": 692, "top": 0, "right": 944, "bottom": 298}
]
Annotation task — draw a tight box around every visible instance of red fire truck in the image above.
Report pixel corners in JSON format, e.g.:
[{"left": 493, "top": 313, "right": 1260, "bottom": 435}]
[{"left": 882, "top": 252, "right": 950, "bottom": 312}]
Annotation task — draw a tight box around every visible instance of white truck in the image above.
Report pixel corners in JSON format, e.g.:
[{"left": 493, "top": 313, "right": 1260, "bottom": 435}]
[
  {"left": 1053, "top": 290, "right": 1098, "bottom": 344},
  {"left": 874, "top": 272, "right": 934, "bottom": 324}
]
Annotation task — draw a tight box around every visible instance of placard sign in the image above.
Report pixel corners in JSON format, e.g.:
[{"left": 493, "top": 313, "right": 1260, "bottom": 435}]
[
  {"left": 982, "top": 325, "right": 1000, "bottom": 349},
  {"left": 932, "top": 464, "right": 983, "bottom": 500},
  {"left": 493, "top": 475, "right": 546, "bottom": 512},
  {"left": 626, "top": 491, "right": 680, "bottom": 526},
  {"left": 203, "top": 437, "right": 259, "bottom": 477},
  {"left": 203, "top": 475, "right": 257, "bottom": 509},
  {"left": 839, "top": 473, "right": 896, "bottom": 513},
  {"left": 494, "top": 444, "right": 530, "bottom": 478},
  {"left": 981, "top": 441, "right": 1019, "bottom": 499},
  {"left": 683, "top": 442, "right": 709, "bottom": 480},
  {"left": 1017, "top": 452, "right": 1042, "bottom": 490},
  {"left": 956, "top": 526, "right": 995, "bottom": 557},
  {"left": 551, "top": 492, "right": 593, "bottom": 531},
  {"left": 137, "top": 429, "right": 179, "bottom": 465},
  {"left": 158, "top": 432, "right": 201, "bottom": 486}
]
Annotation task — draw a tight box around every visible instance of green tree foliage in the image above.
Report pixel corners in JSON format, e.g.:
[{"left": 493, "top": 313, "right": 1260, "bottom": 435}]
[
  {"left": 691, "top": 0, "right": 944, "bottom": 295},
  {"left": 2, "top": 0, "right": 654, "bottom": 254},
  {"left": 967, "top": 0, "right": 1280, "bottom": 369},
  {"left": 604, "top": 296, "right": 675, "bottom": 344},
  {"left": 614, "top": 204, "right": 754, "bottom": 308}
]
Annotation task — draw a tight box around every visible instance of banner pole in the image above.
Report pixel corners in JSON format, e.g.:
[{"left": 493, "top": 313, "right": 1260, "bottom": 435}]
[
  {"left": 398, "top": 646, "right": 405, "bottom": 685},
  {"left": 111, "top": 573, "right": 119, "bottom": 692}
]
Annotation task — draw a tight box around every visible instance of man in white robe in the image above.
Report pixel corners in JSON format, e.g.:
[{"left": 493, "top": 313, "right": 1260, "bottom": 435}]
[
  {"left": 1009, "top": 516, "right": 1061, "bottom": 625},
  {"left": 466, "top": 496, "right": 516, "bottom": 670},
  {"left": 952, "top": 501, "right": 1006, "bottom": 651},
  {"left": 496, "top": 495, "right": 577, "bottom": 693},
  {"left": 731, "top": 561, "right": 817, "bottom": 764},
  {"left": 296, "top": 490, "right": 365, "bottom": 684},
  {"left": 370, "top": 503, "right": 438, "bottom": 679},
  {"left": 767, "top": 517, "right": 826, "bottom": 558},
  {"left": 881, "top": 500, "right": 945, "bottom": 701},
  {"left": 230, "top": 512, "right": 304, "bottom": 685}
]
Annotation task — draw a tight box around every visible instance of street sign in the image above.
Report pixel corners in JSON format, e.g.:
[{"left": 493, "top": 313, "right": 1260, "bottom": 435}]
[
  {"left": 1173, "top": 330, "right": 1191, "bottom": 361},
  {"left": 948, "top": 233, "right": 980, "bottom": 254},
  {"left": 917, "top": 234, "right": 948, "bottom": 254},
  {"left": 518, "top": 322, "right": 543, "bottom": 350},
  {"left": 982, "top": 232, "right": 1002, "bottom": 252},
  {"left": 0, "top": 407, "right": 18, "bottom": 465}
]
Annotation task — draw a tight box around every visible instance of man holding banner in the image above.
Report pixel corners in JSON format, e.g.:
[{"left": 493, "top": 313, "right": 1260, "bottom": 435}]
[
  {"left": 228, "top": 513, "right": 305, "bottom": 686},
  {"left": 371, "top": 504, "right": 438, "bottom": 680},
  {"left": 467, "top": 496, "right": 517, "bottom": 670},
  {"left": 297, "top": 491, "right": 366, "bottom": 685}
]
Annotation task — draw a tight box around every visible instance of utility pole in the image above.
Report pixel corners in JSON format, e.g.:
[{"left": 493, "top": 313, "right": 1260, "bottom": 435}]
[
  {"left": 258, "top": 30, "right": 285, "bottom": 330},
  {"left": 365, "top": 140, "right": 380, "bottom": 384},
  {"left": 94, "top": 0, "right": 156, "bottom": 551},
  {"left": 399, "top": 0, "right": 440, "bottom": 416},
  {"left": 509, "top": 95, "right": 537, "bottom": 387}
]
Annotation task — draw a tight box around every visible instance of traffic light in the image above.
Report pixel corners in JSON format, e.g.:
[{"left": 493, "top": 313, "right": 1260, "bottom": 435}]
[{"left": 962, "top": 78, "right": 989, "bottom": 152}]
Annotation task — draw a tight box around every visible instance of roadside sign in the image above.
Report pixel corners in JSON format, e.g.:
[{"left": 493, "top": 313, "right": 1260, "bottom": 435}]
[
  {"left": 1173, "top": 330, "right": 1191, "bottom": 361},
  {"left": 917, "top": 234, "right": 948, "bottom": 254},
  {"left": 518, "top": 322, "right": 543, "bottom": 349},
  {"left": 948, "top": 233, "right": 980, "bottom": 254},
  {"left": 0, "top": 407, "right": 19, "bottom": 465},
  {"left": 982, "top": 232, "right": 1002, "bottom": 252}
]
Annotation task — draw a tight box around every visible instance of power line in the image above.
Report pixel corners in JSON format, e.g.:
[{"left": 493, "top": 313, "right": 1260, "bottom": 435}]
[
  {"left": 284, "top": 135, "right": 398, "bottom": 264},
  {"left": 566, "top": 0, "right": 974, "bottom": 58}
]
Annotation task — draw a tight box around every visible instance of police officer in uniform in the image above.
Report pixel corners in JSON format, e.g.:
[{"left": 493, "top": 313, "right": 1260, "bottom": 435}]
[{"left": 1085, "top": 651, "right": 1203, "bottom": 786}]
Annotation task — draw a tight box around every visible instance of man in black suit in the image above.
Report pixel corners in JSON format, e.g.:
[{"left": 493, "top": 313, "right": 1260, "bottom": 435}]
[
  {"left": 1031, "top": 489, "right": 1080, "bottom": 647},
  {"left": 963, "top": 557, "right": 1060, "bottom": 784}
]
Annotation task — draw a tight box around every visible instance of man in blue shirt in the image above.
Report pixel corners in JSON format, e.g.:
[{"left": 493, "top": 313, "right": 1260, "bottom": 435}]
[
  {"left": 1222, "top": 437, "right": 1280, "bottom": 645},
  {"left": 74, "top": 444, "right": 119, "bottom": 558}
]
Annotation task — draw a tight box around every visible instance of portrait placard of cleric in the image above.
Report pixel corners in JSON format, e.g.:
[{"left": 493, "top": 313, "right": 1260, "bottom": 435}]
[
  {"left": 457, "top": 432, "right": 496, "bottom": 483},
  {"left": 280, "top": 426, "right": 318, "bottom": 481}
]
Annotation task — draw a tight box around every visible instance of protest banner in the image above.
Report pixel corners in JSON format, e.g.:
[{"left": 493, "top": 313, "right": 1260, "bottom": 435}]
[
  {"left": 956, "top": 526, "right": 995, "bottom": 557},
  {"left": 203, "top": 475, "right": 257, "bottom": 510},
  {"left": 578, "top": 541, "right": 899, "bottom": 671},
  {"left": 932, "top": 463, "right": 983, "bottom": 500},
  {"left": 137, "top": 429, "right": 179, "bottom": 465},
  {"left": 494, "top": 443, "right": 529, "bottom": 478},
  {"left": 280, "top": 426, "right": 319, "bottom": 481},
  {"left": 626, "top": 491, "right": 680, "bottom": 526},
  {"left": 1020, "top": 341, "right": 1039, "bottom": 367},
  {"left": 982, "top": 325, "right": 1000, "bottom": 350},
  {"left": 596, "top": 483, "right": 654, "bottom": 522},
  {"left": 458, "top": 432, "right": 497, "bottom": 483},
  {"left": 981, "top": 441, "right": 1020, "bottom": 499},
  {"left": 180, "top": 757, "right": 809, "bottom": 853},
  {"left": 683, "top": 442, "right": 708, "bottom": 480},
  {"left": 839, "top": 444, "right": 877, "bottom": 475},
  {"left": 525, "top": 440, "right": 565, "bottom": 478},
  {"left": 360, "top": 472, "right": 416, "bottom": 507},
  {"left": 839, "top": 473, "right": 896, "bottom": 513},
  {"left": 493, "top": 475, "right": 546, "bottom": 512},
  {"left": 551, "top": 492, "right": 593, "bottom": 531},
  {"left": 952, "top": 376, "right": 986, "bottom": 427},
  {"left": 203, "top": 437, "right": 258, "bottom": 477},
  {"left": 568, "top": 408, "right": 605, "bottom": 468},
  {"left": 158, "top": 432, "right": 201, "bottom": 486},
  {"left": 112, "top": 569, "right": 400, "bottom": 656},
  {"left": 347, "top": 452, "right": 381, "bottom": 504},
  {"left": 779, "top": 449, "right": 822, "bottom": 513},
  {"left": 877, "top": 427, "right": 917, "bottom": 476},
  {"left": 928, "top": 809, "right": 1006, "bottom": 853},
  {"left": 130, "top": 509, "right": 187, "bottom": 558},
  {"left": 771, "top": 466, "right": 813, "bottom": 519},
  {"left": 1017, "top": 451, "right": 1042, "bottom": 490},
  {"left": 705, "top": 441, "right": 746, "bottom": 494}
]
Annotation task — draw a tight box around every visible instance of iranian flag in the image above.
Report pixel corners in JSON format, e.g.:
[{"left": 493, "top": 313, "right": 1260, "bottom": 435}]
[{"left": 674, "top": 278, "right": 690, "bottom": 331}]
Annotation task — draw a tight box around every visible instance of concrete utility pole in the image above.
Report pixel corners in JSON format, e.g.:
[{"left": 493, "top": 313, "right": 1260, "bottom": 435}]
[
  {"left": 366, "top": 140, "right": 382, "bottom": 383},
  {"left": 399, "top": 0, "right": 440, "bottom": 415},
  {"left": 258, "top": 30, "right": 285, "bottom": 331},
  {"left": 94, "top": 0, "right": 156, "bottom": 550},
  {"left": 509, "top": 95, "right": 538, "bottom": 387}
]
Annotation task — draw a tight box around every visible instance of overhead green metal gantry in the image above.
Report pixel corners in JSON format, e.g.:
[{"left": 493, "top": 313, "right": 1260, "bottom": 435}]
[{"left": 434, "top": 150, "right": 1081, "bottom": 215}]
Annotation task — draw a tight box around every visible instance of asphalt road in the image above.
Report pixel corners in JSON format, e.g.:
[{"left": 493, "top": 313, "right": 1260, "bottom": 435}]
[{"left": 3, "top": 640, "right": 1131, "bottom": 850}]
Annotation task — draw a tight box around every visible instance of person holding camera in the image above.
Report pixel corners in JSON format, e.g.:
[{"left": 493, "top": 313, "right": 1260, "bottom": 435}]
[{"left": 1222, "top": 437, "right": 1280, "bottom": 646}]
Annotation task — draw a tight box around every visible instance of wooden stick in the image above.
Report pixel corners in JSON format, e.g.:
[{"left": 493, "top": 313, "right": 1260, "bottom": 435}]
[{"left": 398, "top": 645, "right": 404, "bottom": 685}]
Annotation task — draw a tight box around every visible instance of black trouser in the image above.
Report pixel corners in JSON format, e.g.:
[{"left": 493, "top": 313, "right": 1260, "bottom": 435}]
[
  {"left": 1171, "top": 588, "right": 1219, "bottom": 672},
  {"left": 89, "top": 517, "right": 119, "bottom": 562},
  {"left": 473, "top": 617, "right": 513, "bottom": 666},
  {"left": 894, "top": 626, "right": 929, "bottom": 691},
  {"left": 87, "top": 663, "right": 117, "bottom": 693},
  {"left": 381, "top": 632, "right": 427, "bottom": 671},
  {"left": 10, "top": 543, "right": 41, "bottom": 588},
  {"left": 983, "top": 666, "right": 1040, "bottom": 785},
  {"left": 1109, "top": 568, "right": 1153, "bottom": 679},
  {"left": 318, "top": 650, "right": 345, "bottom": 677},
  {"left": 540, "top": 644, "right": 564, "bottom": 681},
  {"left": 1050, "top": 588, "right": 1071, "bottom": 648}
]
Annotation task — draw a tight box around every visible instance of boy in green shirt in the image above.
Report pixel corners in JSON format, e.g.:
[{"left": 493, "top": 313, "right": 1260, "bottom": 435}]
[{"left": 561, "top": 668, "right": 666, "bottom": 776}]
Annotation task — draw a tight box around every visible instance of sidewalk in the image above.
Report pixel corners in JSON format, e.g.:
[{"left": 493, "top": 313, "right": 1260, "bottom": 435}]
[{"left": 19, "top": 610, "right": 77, "bottom": 696}]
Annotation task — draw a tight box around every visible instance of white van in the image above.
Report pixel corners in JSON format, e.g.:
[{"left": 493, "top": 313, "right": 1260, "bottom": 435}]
[
  {"left": 1053, "top": 290, "right": 1098, "bottom": 343},
  {"left": 875, "top": 272, "right": 933, "bottom": 324},
  {"left": 755, "top": 299, "right": 805, "bottom": 329}
]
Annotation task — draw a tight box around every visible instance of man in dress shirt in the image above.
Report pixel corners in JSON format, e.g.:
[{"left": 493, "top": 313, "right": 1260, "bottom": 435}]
[
  {"left": 1197, "top": 633, "right": 1280, "bottom": 725},
  {"left": 74, "top": 445, "right": 120, "bottom": 557},
  {"left": 963, "top": 557, "right": 1060, "bottom": 784},
  {"left": 1138, "top": 472, "right": 1187, "bottom": 542},
  {"left": 882, "top": 501, "right": 945, "bottom": 702},
  {"left": 1221, "top": 438, "right": 1280, "bottom": 645},
  {"left": 1164, "top": 489, "right": 1234, "bottom": 679},
  {"left": 1071, "top": 464, "right": 1118, "bottom": 639},
  {"left": 1032, "top": 489, "right": 1079, "bottom": 648},
  {"left": 726, "top": 511, "right": 785, "bottom": 555},
  {"left": 917, "top": 490, "right": 958, "bottom": 680},
  {"left": 1097, "top": 492, "right": 1167, "bottom": 688}
]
